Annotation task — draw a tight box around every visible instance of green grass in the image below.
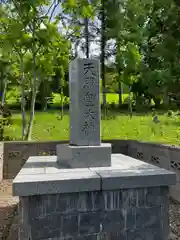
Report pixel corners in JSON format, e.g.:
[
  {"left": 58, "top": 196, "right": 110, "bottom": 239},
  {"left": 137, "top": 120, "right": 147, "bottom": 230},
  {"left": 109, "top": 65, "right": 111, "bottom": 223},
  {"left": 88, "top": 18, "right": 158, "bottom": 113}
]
[
  {"left": 5, "top": 110, "right": 180, "bottom": 145},
  {"left": 52, "top": 93, "right": 129, "bottom": 105},
  {"left": 6, "top": 90, "right": 128, "bottom": 105}
]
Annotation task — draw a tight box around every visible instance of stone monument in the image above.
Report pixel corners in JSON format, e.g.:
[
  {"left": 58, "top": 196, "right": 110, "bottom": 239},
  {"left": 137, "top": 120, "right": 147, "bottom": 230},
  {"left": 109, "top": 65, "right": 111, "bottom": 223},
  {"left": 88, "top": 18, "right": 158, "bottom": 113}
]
[
  {"left": 13, "top": 58, "right": 176, "bottom": 240},
  {"left": 57, "top": 58, "right": 111, "bottom": 168}
]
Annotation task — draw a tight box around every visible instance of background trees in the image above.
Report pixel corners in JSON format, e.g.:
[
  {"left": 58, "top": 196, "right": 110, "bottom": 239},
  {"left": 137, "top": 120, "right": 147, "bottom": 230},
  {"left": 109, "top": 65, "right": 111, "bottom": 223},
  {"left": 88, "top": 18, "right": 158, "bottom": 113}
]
[{"left": 1, "top": 0, "right": 180, "bottom": 140}]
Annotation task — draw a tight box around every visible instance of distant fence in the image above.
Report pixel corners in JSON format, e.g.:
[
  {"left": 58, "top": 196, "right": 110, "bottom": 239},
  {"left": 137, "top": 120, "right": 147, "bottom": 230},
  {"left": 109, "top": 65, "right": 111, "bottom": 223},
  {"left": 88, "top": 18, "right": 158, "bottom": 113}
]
[{"left": 0, "top": 139, "right": 180, "bottom": 202}]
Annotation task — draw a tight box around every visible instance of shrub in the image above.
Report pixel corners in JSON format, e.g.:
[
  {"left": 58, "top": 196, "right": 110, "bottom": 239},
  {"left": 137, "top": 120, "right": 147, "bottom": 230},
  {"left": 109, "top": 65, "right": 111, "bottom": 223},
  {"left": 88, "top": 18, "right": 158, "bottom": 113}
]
[
  {"left": 0, "top": 104, "right": 13, "bottom": 140},
  {"left": 109, "top": 101, "right": 117, "bottom": 110},
  {"left": 167, "top": 110, "right": 174, "bottom": 117}
]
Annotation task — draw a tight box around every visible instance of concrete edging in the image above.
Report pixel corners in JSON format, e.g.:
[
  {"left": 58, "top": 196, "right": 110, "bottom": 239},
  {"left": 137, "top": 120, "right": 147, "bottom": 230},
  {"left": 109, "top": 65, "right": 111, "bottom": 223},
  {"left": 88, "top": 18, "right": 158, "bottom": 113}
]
[{"left": 1, "top": 139, "right": 180, "bottom": 202}]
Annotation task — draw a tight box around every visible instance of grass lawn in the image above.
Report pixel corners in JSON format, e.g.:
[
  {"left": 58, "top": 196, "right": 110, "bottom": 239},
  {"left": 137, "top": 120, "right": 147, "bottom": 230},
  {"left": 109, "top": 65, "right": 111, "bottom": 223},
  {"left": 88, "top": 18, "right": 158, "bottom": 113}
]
[
  {"left": 5, "top": 110, "right": 180, "bottom": 145},
  {"left": 53, "top": 93, "right": 129, "bottom": 104},
  {"left": 6, "top": 91, "right": 128, "bottom": 105}
]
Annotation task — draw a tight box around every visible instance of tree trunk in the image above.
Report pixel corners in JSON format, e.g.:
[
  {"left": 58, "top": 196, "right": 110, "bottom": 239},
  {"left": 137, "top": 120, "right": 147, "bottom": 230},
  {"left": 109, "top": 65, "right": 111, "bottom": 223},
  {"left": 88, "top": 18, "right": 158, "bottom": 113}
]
[
  {"left": 116, "top": 39, "right": 122, "bottom": 107},
  {"left": 75, "top": 39, "right": 80, "bottom": 58},
  {"left": 25, "top": 53, "right": 37, "bottom": 141},
  {"left": 0, "top": 122, "right": 4, "bottom": 141},
  {"left": 0, "top": 73, "right": 3, "bottom": 104},
  {"left": 1, "top": 77, "right": 7, "bottom": 107},
  {"left": 84, "top": 18, "right": 89, "bottom": 58},
  {"left": 128, "top": 86, "right": 132, "bottom": 118},
  {"left": 118, "top": 81, "right": 122, "bottom": 107},
  {"left": 101, "top": 0, "right": 106, "bottom": 109},
  {"left": 153, "top": 97, "right": 161, "bottom": 108},
  {"left": 38, "top": 80, "right": 48, "bottom": 110},
  {"left": 60, "top": 86, "right": 64, "bottom": 120},
  {"left": 25, "top": 20, "right": 37, "bottom": 141},
  {"left": 20, "top": 56, "right": 26, "bottom": 140},
  {"left": 0, "top": 77, "right": 7, "bottom": 141},
  {"left": 163, "top": 87, "right": 169, "bottom": 107}
]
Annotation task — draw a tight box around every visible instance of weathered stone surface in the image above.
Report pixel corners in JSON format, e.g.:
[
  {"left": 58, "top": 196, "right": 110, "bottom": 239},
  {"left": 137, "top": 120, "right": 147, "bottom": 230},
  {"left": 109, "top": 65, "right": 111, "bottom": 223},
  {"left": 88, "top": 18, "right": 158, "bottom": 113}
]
[
  {"left": 146, "top": 186, "right": 169, "bottom": 206},
  {"left": 28, "top": 192, "right": 101, "bottom": 220},
  {"left": 79, "top": 212, "right": 100, "bottom": 235},
  {"left": 13, "top": 166, "right": 101, "bottom": 196},
  {"left": 2, "top": 138, "right": 180, "bottom": 203},
  {"left": 18, "top": 186, "right": 169, "bottom": 240},
  {"left": 101, "top": 210, "right": 125, "bottom": 232},
  {"left": 94, "top": 166, "right": 176, "bottom": 190},
  {"left": 127, "top": 228, "right": 163, "bottom": 240},
  {"left": 56, "top": 143, "right": 111, "bottom": 168},
  {"left": 69, "top": 58, "right": 100, "bottom": 146},
  {"left": 13, "top": 154, "right": 176, "bottom": 197},
  {"left": 2, "top": 140, "right": 129, "bottom": 180},
  {"left": 101, "top": 232, "right": 127, "bottom": 240},
  {"left": 135, "top": 206, "right": 161, "bottom": 229},
  {"left": 4, "top": 141, "right": 63, "bottom": 179}
]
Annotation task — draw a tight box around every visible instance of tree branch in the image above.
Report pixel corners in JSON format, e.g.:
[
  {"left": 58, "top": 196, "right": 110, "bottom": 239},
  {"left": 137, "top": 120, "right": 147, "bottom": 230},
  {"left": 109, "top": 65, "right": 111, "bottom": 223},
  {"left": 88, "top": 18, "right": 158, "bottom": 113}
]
[
  {"left": 49, "top": 0, "right": 59, "bottom": 22},
  {"left": 45, "top": 0, "right": 56, "bottom": 17}
]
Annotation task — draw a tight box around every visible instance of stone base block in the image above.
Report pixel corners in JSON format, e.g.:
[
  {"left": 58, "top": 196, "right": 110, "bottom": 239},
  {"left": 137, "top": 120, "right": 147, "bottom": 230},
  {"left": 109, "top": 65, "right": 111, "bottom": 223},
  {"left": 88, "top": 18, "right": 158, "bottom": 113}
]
[
  {"left": 56, "top": 143, "right": 112, "bottom": 168},
  {"left": 17, "top": 186, "right": 170, "bottom": 240},
  {"left": 13, "top": 154, "right": 176, "bottom": 240}
]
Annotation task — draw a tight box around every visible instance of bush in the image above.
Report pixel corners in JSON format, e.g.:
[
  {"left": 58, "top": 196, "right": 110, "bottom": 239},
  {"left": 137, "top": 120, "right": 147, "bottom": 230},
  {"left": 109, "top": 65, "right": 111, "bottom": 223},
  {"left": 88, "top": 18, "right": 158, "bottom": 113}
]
[
  {"left": 6, "top": 87, "right": 21, "bottom": 105},
  {"left": 0, "top": 104, "right": 12, "bottom": 118},
  {"left": 167, "top": 110, "right": 174, "bottom": 117},
  {"left": 0, "top": 104, "right": 13, "bottom": 141},
  {"left": 48, "top": 102, "right": 69, "bottom": 110},
  {"left": 109, "top": 101, "right": 117, "bottom": 110},
  {"left": 8, "top": 102, "right": 21, "bottom": 110}
]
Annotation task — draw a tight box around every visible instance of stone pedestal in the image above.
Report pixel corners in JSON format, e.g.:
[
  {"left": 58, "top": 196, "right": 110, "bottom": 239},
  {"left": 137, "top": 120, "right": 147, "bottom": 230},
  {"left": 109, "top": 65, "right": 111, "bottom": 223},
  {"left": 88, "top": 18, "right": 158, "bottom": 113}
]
[
  {"left": 13, "top": 154, "right": 176, "bottom": 240},
  {"left": 56, "top": 143, "right": 112, "bottom": 168},
  {"left": 57, "top": 58, "right": 112, "bottom": 169}
]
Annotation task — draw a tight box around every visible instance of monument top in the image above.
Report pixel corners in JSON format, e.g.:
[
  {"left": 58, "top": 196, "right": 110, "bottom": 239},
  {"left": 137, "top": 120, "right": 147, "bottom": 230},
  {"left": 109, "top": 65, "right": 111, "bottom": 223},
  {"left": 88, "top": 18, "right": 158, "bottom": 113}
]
[{"left": 69, "top": 58, "right": 101, "bottom": 146}]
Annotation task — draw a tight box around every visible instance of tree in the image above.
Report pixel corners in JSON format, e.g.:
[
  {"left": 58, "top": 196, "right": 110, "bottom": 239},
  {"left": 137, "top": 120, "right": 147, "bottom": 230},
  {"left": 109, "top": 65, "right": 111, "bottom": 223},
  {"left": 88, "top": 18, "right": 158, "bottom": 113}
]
[
  {"left": 0, "top": 0, "right": 100, "bottom": 140},
  {"left": 101, "top": 0, "right": 106, "bottom": 108},
  {"left": 1, "top": 0, "right": 70, "bottom": 139}
]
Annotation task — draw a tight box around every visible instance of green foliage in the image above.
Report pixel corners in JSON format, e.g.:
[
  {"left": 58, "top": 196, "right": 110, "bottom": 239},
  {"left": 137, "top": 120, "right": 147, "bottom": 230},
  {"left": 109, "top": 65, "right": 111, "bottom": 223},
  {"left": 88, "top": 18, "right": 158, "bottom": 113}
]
[
  {"left": 104, "top": 0, "right": 180, "bottom": 109},
  {"left": 2, "top": 0, "right": 180, "bottom": 140},
  {"left": 167, "top": 110, "right": 174, "bottom": 118}
]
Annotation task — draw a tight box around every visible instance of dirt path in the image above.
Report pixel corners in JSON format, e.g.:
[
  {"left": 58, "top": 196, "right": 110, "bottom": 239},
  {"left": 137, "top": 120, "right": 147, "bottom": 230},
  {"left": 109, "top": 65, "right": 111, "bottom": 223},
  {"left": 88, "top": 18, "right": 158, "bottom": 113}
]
[{"left": 0, "top": 180, "right": 18, "bottom": 240}]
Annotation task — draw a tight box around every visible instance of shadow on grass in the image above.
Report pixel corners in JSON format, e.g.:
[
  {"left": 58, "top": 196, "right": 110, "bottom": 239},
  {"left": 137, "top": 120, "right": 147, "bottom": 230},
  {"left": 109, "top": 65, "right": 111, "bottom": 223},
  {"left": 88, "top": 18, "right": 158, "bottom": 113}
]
[{"left": 163, "top": 119, "right": 180, "bottom": 127}]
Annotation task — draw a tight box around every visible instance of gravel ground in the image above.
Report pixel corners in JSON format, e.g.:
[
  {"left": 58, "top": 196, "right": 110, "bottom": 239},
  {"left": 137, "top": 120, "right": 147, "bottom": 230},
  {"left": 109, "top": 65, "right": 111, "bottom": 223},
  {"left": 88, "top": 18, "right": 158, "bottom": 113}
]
[
  {"left": 169, "top": 198, "right": 180, "bottom": 240},
  {"left": 0, "top": 180, "right": 180, "bottom": 240}
]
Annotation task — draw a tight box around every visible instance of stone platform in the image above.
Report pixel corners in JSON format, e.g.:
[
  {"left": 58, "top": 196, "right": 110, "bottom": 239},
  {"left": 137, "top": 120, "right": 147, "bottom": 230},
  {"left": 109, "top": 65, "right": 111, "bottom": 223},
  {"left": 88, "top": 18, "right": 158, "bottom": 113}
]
[{"left": 13, "top": 154, "right": 176, "bottom": 240}]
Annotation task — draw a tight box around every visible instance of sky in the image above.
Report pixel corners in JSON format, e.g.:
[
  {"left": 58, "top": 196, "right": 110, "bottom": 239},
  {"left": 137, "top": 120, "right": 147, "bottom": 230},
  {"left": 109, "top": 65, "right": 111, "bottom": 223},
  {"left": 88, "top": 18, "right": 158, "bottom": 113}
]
[
  {"left": 43, "top": 1, "right": 115, "bottom": 64},
  {"left": 47, "top": 2, "right": 101, "bottom": 57}
]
